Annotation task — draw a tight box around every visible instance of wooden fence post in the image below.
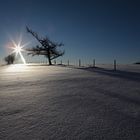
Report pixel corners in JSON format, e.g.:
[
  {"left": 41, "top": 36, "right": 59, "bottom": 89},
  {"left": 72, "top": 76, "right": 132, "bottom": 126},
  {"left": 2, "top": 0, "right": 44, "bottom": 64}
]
[
  {"left": 93, "top": 59, "right": 95, "bottom": 67},
  {"left": 114, "top": 59, "right": 116, "bottom": 71},
  {"left": 79, "top": 59, "right": 81, "bottom": 67},
  {"left": 54, "top": 60, "right": 56, "bottom": 65}
]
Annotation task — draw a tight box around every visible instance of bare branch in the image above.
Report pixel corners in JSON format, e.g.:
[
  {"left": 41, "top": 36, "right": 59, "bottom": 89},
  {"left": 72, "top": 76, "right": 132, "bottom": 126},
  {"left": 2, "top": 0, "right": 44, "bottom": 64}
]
[{"left": 26, "top": 26, "right": 64, "bottom": 65}]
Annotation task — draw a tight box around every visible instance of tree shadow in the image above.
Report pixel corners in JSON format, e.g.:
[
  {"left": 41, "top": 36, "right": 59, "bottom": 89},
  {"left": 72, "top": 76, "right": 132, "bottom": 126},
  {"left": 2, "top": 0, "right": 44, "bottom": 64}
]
[{"left": 78, "top": 67, "right": 140, "bottom": 82}]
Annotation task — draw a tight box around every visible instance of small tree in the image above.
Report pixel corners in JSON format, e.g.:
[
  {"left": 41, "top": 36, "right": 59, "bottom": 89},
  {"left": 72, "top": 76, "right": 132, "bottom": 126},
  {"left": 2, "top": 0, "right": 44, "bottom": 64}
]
[
  {"left": 4, "top": 54, "right": 15, "bottom": 65},
  {"left": 26, "top": 26, "right": 64, "bottom": 65}
]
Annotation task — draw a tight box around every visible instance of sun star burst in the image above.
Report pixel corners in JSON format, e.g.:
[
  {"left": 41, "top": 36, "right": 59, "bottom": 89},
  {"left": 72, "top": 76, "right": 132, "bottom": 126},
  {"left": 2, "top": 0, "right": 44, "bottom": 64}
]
[{"left": 10, "top": 39, "right": 29, "bottom": 64}]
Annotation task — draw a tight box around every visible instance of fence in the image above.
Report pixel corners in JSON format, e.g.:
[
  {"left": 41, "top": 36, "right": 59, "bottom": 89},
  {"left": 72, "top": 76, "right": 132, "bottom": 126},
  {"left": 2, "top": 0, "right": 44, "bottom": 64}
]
[{"left": 50, "top": 59, "right": 118, "bottom": 71}]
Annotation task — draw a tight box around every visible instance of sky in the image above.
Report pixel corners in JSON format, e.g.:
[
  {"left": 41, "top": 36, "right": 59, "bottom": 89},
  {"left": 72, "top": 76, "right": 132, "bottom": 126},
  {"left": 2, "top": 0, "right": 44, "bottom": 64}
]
[{"left": 0, "top": 0, "right": 140, "bottom": 64}]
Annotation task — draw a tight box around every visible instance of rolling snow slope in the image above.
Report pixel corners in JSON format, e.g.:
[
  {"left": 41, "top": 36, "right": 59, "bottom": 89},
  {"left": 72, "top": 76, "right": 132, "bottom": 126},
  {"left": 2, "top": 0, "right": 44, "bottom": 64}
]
[{"left": 0, "top": 64, "right": 140, "bottom": 139}]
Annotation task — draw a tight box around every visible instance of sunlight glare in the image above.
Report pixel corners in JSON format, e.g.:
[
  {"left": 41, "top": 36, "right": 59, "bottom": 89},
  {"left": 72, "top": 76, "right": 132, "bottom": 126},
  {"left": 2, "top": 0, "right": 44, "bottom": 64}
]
[
  {"left": 10, "top": 38, "right": 29, "bottom": 64},
  {"left": 6, "top": 64, "right": 28, "bottom": 72}
]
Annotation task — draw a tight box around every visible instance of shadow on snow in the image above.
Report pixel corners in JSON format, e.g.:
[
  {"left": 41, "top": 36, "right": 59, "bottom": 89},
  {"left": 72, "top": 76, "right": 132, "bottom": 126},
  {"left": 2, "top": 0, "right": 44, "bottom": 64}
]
[{"left": 77, "top": 67, "right": 140, "bottom": 82}]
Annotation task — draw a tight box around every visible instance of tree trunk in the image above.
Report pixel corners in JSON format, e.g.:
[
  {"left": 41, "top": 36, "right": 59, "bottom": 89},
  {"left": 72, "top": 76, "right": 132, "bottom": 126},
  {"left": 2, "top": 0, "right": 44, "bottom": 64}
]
[
  {"left": 47, "top": 51, "right": 52, "bottom": 65},
  {"left": 48, "top": 57, "right": 52, "bottom": 65}
]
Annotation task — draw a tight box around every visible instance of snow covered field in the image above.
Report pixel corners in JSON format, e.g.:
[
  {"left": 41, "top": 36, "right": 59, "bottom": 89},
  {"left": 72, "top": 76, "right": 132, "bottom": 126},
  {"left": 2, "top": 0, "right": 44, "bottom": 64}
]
[{"left": 0, "top": 64, "right": 140, "bottom": 139}]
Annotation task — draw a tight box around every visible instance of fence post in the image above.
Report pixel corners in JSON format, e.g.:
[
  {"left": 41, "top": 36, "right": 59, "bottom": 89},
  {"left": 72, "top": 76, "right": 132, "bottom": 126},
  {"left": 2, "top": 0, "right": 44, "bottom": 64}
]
[
  {"left": 61, "top": 60, "right": 62, "bottom": 65},
  {"left": 114, "top": 59, "right": 117, "bottom": 71},
  {"left": 54, "top": 60, "right": 56, "bottom": 65},
  {"left": 93, "top": 59, "right": 95, "bottom": 67},
  {"left": 68, "top": 60, "right": 69, "bottom": 66},
  {"left": 79, "top": 59, "right": 81, "bottom": 67}
]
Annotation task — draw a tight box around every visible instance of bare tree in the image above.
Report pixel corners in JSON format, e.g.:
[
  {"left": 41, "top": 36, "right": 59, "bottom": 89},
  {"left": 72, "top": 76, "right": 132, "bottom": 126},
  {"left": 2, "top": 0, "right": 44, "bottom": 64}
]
[
  {"left": 26, "top": 26, "right": 64, "bottom": 65},
  {"left": 4, "top": 54, "right": 15, "bottom": 65}
]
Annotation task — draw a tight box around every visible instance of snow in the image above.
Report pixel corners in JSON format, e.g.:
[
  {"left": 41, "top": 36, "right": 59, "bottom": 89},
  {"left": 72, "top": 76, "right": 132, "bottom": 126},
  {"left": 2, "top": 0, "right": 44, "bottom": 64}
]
[{"left": 0, "top": 64, "right": 140, "bottom": 139}]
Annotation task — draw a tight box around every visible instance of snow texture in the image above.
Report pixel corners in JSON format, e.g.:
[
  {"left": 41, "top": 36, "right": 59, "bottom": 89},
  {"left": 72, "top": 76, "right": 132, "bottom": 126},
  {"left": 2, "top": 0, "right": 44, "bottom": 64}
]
[{"left": 0, "top": 64, "right": 140, "bottom": 140}]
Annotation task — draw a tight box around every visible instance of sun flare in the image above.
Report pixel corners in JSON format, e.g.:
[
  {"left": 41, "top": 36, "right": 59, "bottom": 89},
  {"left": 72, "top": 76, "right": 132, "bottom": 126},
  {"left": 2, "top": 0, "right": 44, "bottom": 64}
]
[{"left": 10, "top": 39, "right": 29, "bottom": 64}]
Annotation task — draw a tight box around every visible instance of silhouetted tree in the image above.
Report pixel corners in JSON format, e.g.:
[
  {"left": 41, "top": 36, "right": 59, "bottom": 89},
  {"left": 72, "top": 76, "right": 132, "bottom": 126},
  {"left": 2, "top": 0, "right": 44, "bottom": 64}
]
[
  {"left": 26, "top": 26, "right": 64, "bottom": 65},
  {"left": 4, "top": 54, "right": 15, "bottom": 65}
]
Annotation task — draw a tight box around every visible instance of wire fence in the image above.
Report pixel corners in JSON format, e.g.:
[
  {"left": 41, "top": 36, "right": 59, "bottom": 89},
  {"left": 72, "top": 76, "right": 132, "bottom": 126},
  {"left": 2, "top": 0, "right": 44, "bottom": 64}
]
[
  {"left": 1, "top": 58, "right": 140, "bottom": 73},
  {"left": 50, "top": 59, "right": 140, "bottom": 72},
  {"left": 50, "top": 59, "right": 118, "bottom": 71}
]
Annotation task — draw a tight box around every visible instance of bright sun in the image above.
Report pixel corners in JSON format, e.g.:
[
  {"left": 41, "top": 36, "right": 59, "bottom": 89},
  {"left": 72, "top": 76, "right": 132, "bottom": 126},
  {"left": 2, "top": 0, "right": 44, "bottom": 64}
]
[
  {"left": 14, "top": 44, "right": 22, "bottom": 53},
  {"left": 10, "top": 39, "right": 29, "bottom": 64}
]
